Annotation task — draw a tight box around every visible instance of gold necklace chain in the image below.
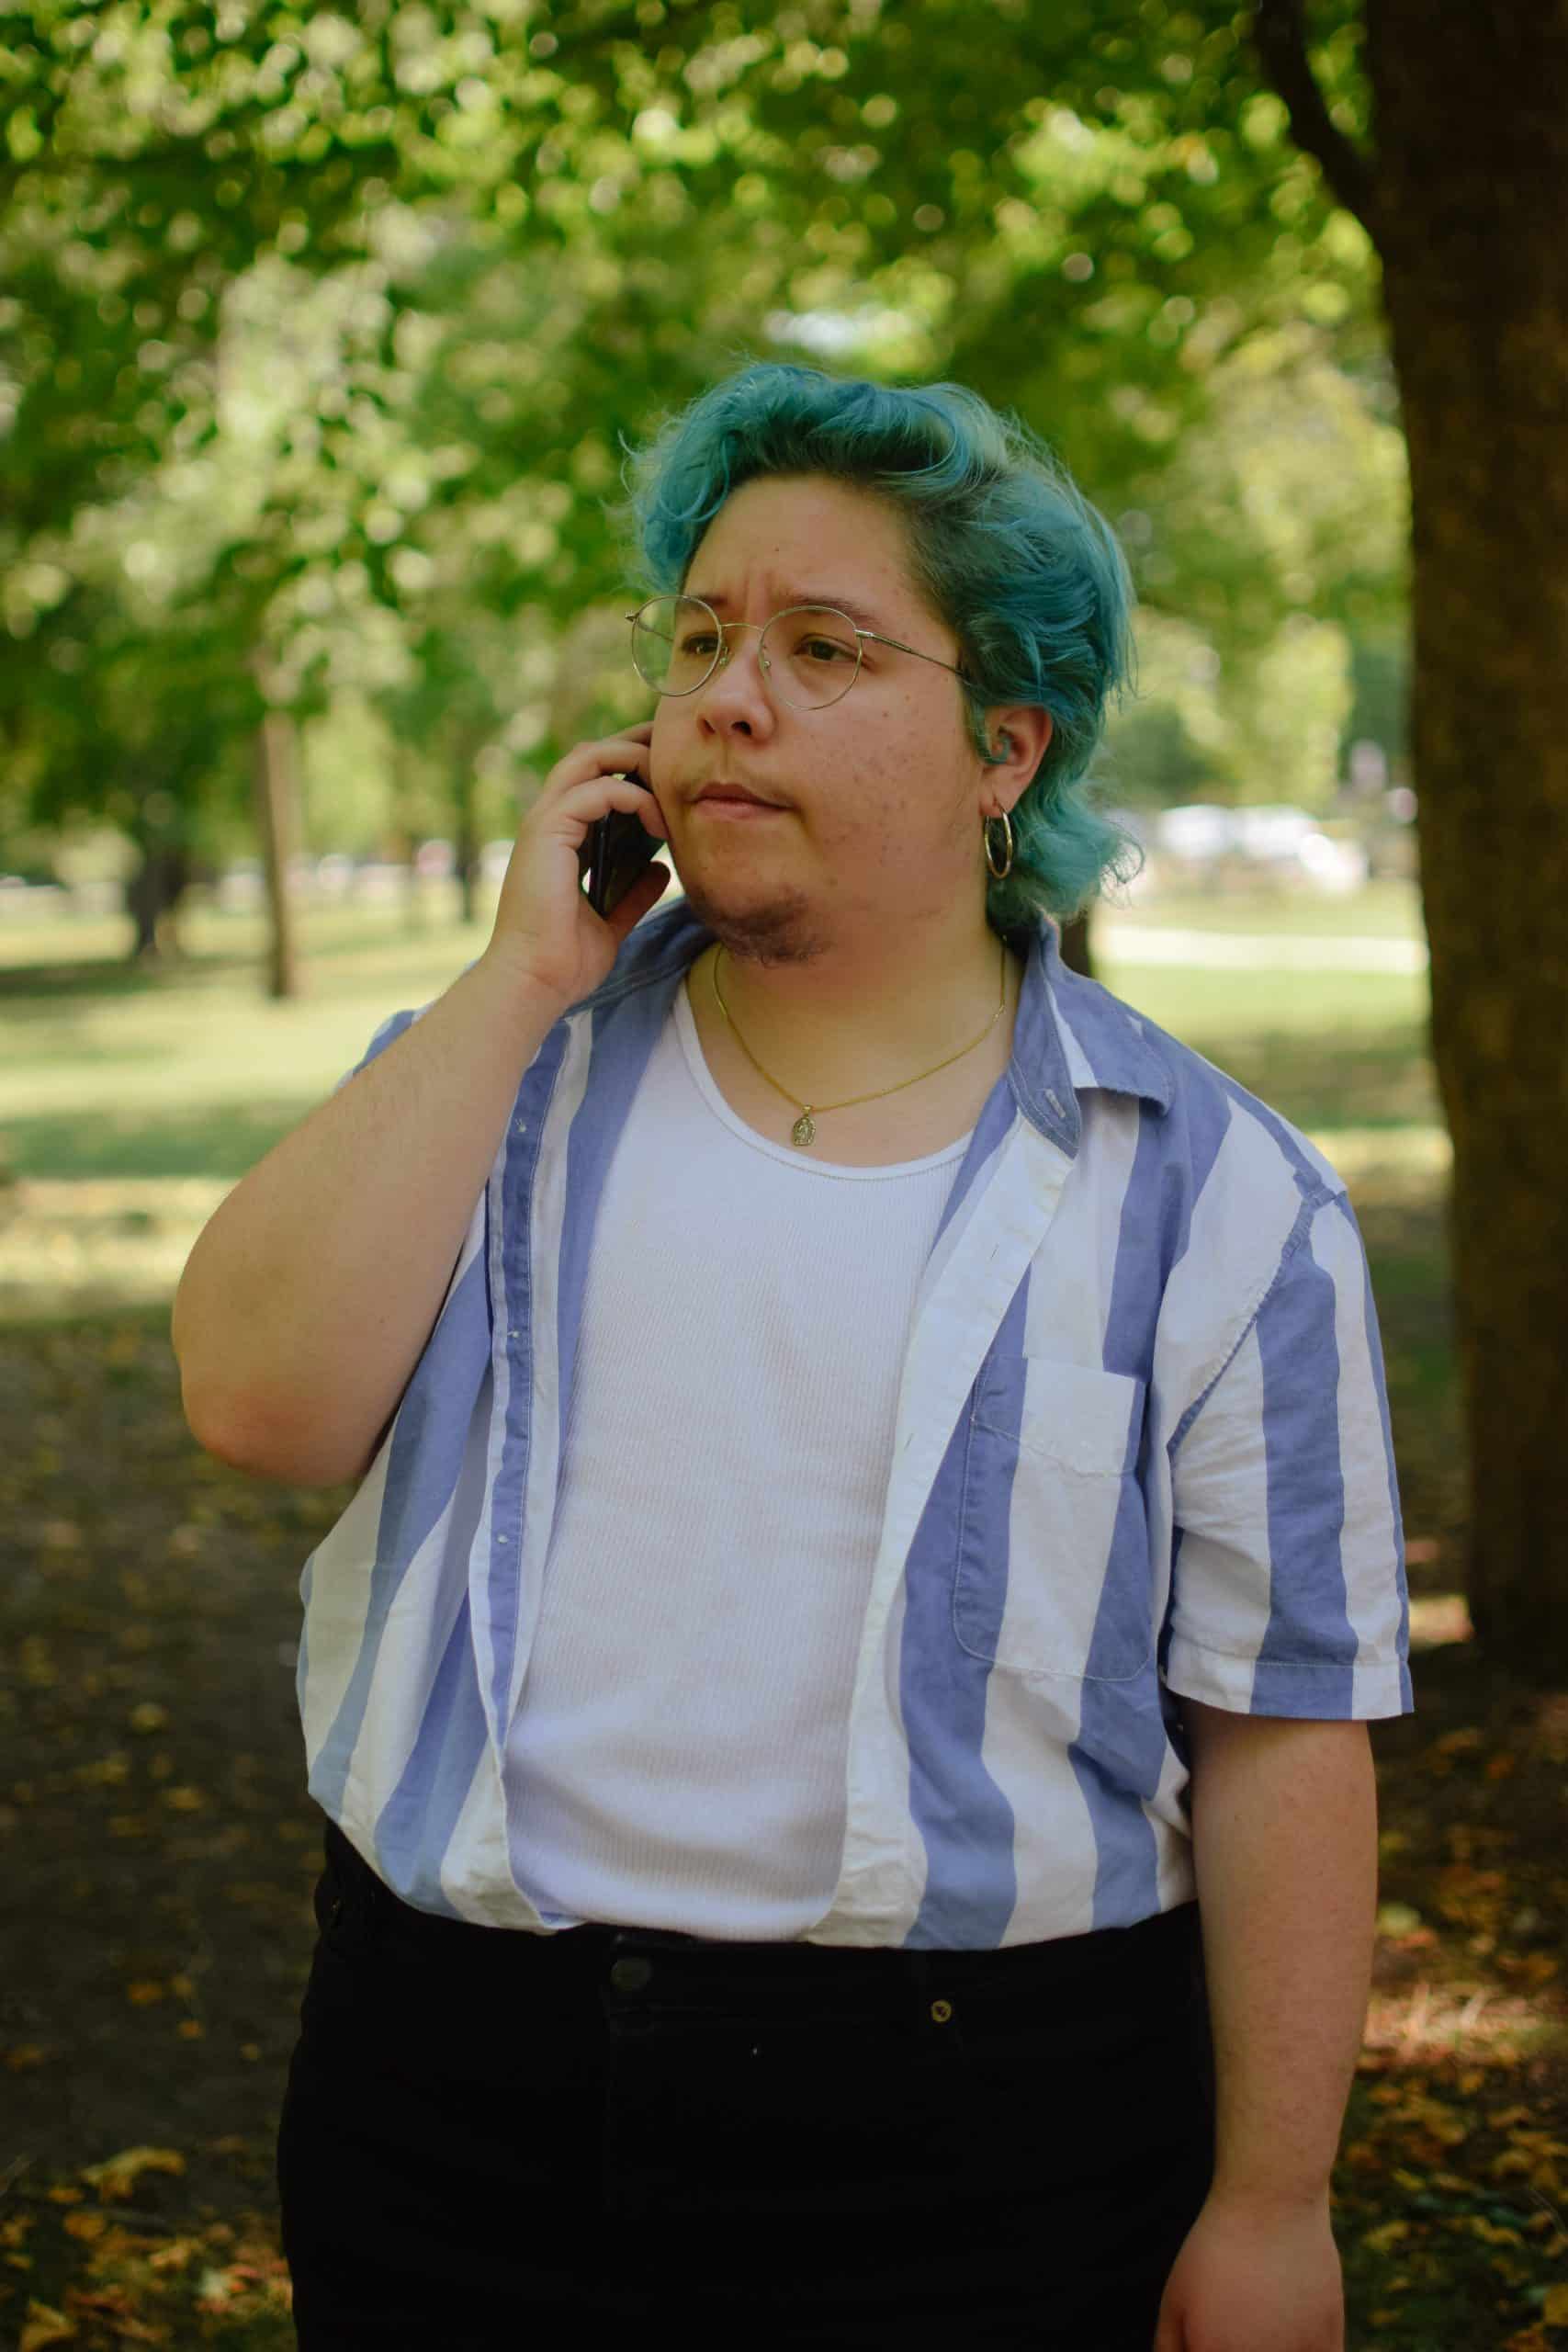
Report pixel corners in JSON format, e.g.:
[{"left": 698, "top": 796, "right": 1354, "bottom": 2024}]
[{"left": 710, "top": 935, "right": 1009, "bottom": 1149}]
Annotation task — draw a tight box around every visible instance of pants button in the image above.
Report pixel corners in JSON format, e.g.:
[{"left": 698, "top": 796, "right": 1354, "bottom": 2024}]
[
  {"left": 610, "top": 1956, "right": 653, "bottom": 1992},
  {"left": 930, "top": 1998, "right": 953, "bottom": 2023}
]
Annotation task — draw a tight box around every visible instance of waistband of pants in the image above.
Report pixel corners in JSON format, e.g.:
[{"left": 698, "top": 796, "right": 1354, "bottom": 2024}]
[{"left": 318, "top": 1815, "right": 1203, "bottom": 2004}]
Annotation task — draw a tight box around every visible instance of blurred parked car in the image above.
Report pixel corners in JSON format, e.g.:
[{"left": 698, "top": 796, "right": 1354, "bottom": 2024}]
[
  {"left": 1150, "top": 804, "right": 1369, "bottom": 895},
  {"left": 0, "top": 875, "right": 69, "bottom": 920},
  {"left": 217, "top": 860, "right": 263, "bottom": 910},
  {"left": 315, "top": 853, "right": 357, "bottom": 898}
]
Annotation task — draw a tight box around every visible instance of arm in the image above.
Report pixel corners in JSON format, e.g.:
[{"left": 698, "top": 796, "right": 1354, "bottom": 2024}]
[
  {"left": 1151, "top": 1704, "right": 1377, "bottom": 2351},
  {"left": 1187, "top": 1702, "right": 1378, "bottom": 2210},
  {"left": 172, "top": 956, "right": 562, "bottom": 1487}
]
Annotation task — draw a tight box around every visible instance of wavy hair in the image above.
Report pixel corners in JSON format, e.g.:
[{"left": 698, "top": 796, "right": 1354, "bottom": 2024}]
[{"left": 613, "top": 361, "right": 1145, "bottom": 926}]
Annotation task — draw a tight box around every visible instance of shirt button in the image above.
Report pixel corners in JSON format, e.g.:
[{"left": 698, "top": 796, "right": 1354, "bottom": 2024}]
[
  {"left": 1045, "top": 1089, "right": 1065, "bottom": 1117},
  {"left": 610, "top": 1956, "right": 653, "bottom": 1992}
]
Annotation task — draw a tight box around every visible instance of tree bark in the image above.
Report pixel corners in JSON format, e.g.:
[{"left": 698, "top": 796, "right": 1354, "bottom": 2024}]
[
  {"left": 252, "top": 707, "right": 302, "bottom": 1001},
  {"left": 1257, "top": 1, "right": 1568, "bottom": 1677}
]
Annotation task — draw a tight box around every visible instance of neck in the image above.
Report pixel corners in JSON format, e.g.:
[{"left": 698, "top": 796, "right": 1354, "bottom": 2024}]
[{"left": 704, "top": 912, "right": 1017, "bottom": 1096}]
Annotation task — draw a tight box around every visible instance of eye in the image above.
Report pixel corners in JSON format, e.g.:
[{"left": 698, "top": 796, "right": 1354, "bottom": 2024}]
[
  {"left": 800, "top": 636, "right": 856, "bottom": 664},
  {"left": 681, "top": 630, "right": 720, "bottom": 657}
]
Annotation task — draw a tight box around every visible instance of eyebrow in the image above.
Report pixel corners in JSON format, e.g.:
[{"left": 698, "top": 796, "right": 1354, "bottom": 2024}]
[{"left": 689, "top": 587, "right": 896, "bottom": 638}]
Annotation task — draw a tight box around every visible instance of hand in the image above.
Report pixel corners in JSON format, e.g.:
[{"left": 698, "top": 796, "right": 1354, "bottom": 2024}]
[
  {"left": 482, "top": 719, "right": 670, "bottom": 1012},
  {"left": 1151, "top": 2189, "right": 1344, "bottom": 2352}
]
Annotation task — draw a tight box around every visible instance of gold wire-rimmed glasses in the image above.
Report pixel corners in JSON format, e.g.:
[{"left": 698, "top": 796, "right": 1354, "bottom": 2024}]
[{"left": 626, "top": 594, "right": 969, "bottom": 711}]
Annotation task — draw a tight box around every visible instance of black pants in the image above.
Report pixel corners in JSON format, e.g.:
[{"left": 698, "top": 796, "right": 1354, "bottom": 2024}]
[{"left": 277, "top": 1816, "right": 1217, "bottom": 2348}]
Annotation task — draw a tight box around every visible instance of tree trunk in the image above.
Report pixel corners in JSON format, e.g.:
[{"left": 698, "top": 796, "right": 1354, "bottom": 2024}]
[
  {"left": 389, "top": 743, "right": 425, "bottom": 933},
  {"left": 1260, "top": 0, "right": 1568, "bottom": 1677},
  {"left": 1058, "top": 910, "right": 1094, "bottom": 980},
  {"left": 252, "top": 707, "right": 302, "bottom": 1001},
  {"left": 124, "top": 843, "right": 190, "bottom": 964},
  {"left": 1366, "top": 4, "right": 1568, "bottom": 1679},
  {"left": 455, "top": 756, "right": 480, "bottom": 931}
]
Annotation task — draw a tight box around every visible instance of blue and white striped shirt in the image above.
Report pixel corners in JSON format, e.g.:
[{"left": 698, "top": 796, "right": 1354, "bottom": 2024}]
[{"left": 296, "top": 899, "right": 1412, "bottom": 1945}]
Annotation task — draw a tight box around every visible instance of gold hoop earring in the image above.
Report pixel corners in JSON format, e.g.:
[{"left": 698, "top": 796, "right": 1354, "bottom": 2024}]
[{"left": 983, "top": 810, "right": 1015, "bottom": 880}]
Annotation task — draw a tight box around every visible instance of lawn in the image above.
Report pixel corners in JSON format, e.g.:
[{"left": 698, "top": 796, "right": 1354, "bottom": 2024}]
[{"left": 2, "top": 877, "right": 1565, "bottom": 2350}]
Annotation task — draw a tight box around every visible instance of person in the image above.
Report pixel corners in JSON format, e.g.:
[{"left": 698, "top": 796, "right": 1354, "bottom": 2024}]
[{"left": 171, "top": 362, "right": 1411, "bottom": 2350}]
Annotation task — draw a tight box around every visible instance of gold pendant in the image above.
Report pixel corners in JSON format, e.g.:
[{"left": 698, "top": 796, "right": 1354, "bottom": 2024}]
[{"left": 790, "top": 1111, "right": 816, "bottom": 1148}]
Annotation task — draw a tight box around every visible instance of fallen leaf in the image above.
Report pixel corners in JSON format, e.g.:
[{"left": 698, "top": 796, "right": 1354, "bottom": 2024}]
[
  {"left": 1544, "top": 2283, "right": 1568, "bottom": 2324},
  {"left": 146, "top": 2236, "right": 202, "bottom": 2273},
  {"left": 79, "top": 2147, "right": 186, "bottom": 2202},
  {"left": 1465, "top": 2215, "right": 1524, "bottom": 2245},
  {"left": 18, "top": 2304, "right": 75, "bottom": 2351}
]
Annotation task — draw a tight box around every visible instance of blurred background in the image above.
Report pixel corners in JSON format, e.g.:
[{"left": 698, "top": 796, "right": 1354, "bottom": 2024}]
[
  {"left": 3, "top": 6, "right": 1566, "bottom": 2349},
  {"left": 0, "top": 0, "right": 1415, "bottom": 979}
]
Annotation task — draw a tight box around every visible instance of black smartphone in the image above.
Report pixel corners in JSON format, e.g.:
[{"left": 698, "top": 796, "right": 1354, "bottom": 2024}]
[{"left": 576, "top": 770, "right": 663, "bottom": 918}]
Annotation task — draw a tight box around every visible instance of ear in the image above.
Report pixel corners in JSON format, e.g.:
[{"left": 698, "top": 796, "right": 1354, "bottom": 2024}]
[{"left": 983, "top": 707, "right": 1053, "bottom": 807}]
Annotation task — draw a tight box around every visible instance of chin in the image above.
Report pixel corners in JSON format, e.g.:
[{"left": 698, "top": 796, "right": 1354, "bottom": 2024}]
[{"left": 676, "top": 872, "right": 824, "bottom": 967}]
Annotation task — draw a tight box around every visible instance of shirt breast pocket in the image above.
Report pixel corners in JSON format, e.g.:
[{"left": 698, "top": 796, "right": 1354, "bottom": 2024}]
[{"left": 954, "top": 1354, "right": 1152, "bottom": 1681}]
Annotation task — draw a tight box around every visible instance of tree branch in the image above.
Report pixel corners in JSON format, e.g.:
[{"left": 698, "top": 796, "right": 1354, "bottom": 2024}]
[{"left": 1250, "top": 0, "right": 1384, "bottom": 249}]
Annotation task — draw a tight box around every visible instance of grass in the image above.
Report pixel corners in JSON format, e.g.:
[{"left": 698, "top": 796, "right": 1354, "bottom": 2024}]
[
  {"left": 1104, "top": 872, "right": 1426, "bottom": 939},
  {"left": 0, "top": 876, "right": 1438, "bottom": 1175}
]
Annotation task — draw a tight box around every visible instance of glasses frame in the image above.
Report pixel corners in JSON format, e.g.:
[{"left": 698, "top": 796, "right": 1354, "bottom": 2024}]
[{"left": 626, "top": 594, "right": 970, "bottom": 711}]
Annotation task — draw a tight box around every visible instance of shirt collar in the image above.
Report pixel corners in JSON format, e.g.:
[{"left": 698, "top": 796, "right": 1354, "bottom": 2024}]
[{"left": 577, "top": 897, "right": 1174, "bottom": 1153}]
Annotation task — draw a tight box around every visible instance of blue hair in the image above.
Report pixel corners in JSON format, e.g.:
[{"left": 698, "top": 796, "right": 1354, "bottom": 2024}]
[{"left": 614, "top": 361, "right": 1145, "bottom": 926}]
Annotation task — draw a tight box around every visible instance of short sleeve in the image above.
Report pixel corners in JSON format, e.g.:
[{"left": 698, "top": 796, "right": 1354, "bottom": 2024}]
[
  {"left": 330, "top": 1005, "right": 426, "bottom": 1096},
  {"left": 331, "top": 965, "right": 488, "bottom": 1095},
  {"left": 1162, "top": 1187, "right": 1413, "bottom": 1721}
]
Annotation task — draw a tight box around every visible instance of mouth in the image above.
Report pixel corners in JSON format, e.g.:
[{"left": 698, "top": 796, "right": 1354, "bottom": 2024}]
[{"left": 694, "top": 786, "right": 787, "bottom": 813}]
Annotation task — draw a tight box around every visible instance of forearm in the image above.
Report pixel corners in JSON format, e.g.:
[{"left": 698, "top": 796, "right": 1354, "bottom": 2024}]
[
  {"left": 172, "top": 953, "right": 561, "bottom": 1486},
  {"left": 1185, "top": 1704, "right": 1379, "bottom": 2211}
]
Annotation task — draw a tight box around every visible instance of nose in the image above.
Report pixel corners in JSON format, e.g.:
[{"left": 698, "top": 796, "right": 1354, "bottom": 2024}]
[{"left": 695, "top": 623, "right": 775, "bottom": 736}]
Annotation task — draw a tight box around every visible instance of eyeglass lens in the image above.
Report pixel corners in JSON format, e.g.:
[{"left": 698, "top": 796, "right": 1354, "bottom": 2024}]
[{"left": 631, "top": 596, "right": 862, "bottom": 709}]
